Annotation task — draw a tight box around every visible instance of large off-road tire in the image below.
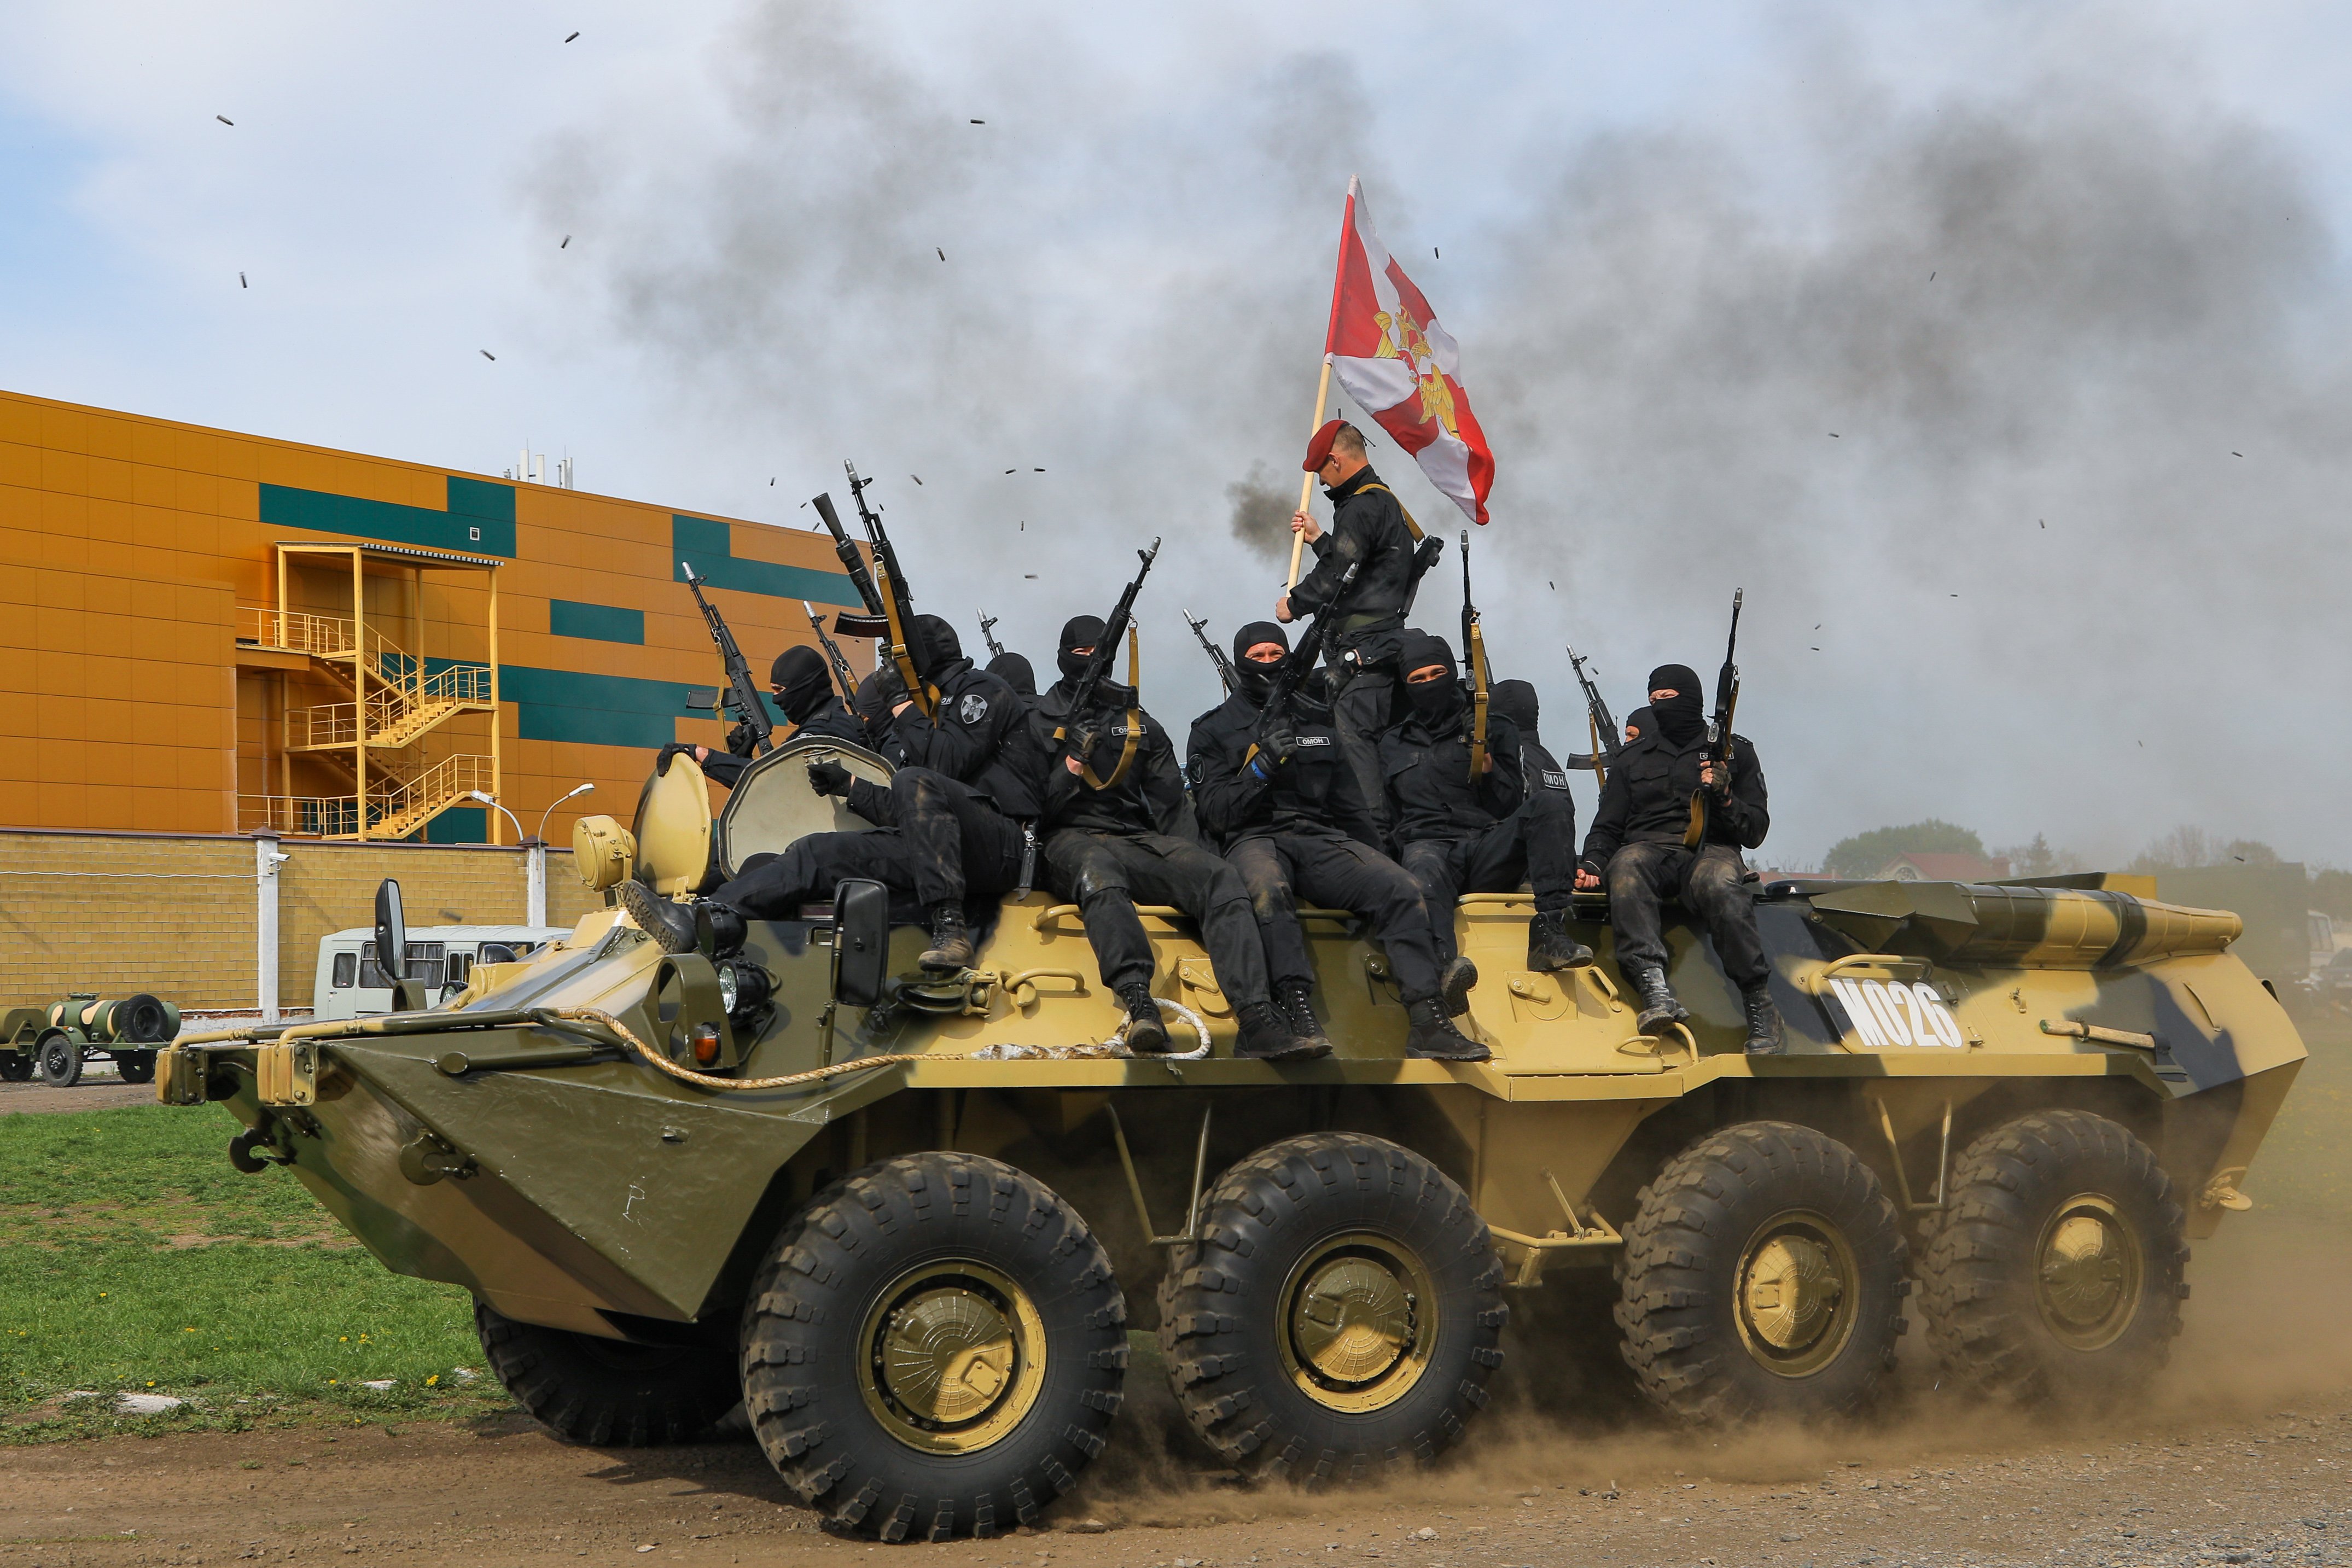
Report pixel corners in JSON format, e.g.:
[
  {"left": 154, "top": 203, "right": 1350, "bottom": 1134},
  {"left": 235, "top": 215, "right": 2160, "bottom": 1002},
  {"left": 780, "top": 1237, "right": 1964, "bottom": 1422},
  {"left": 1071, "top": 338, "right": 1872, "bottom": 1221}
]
[
  {"left": 114, "top": 1051, "right": 156, "bottom": 1086},
  {"left": 0, "top": 1050, "right": 32, "bottom": 1082},
  {"left": 1615, "top": 1121, "right": 1908, "bottom": 1423},
  {"left": 739, "top": 1152, "right": 1126, "bottom": 1541},
  {"left": 36, "top": 1033, "right": 83, "bottom": 1088},
  {"left": 1917, "top": 1109, "right": 2187, "bottom": 1406},
  {"left": 1156, "top": 1133, "right": 1506, "bottom": 1483},
  {"left": 474, "top": 1301, "right": 740, "bottom": 1446}
]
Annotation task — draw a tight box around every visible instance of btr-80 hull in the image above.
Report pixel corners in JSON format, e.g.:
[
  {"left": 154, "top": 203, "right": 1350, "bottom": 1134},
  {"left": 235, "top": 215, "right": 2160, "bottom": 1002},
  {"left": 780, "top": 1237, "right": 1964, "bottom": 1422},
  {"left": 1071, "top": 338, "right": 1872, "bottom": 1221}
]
[{"left": 156, "top": 742, "right": 2303, "bottom": 1539}]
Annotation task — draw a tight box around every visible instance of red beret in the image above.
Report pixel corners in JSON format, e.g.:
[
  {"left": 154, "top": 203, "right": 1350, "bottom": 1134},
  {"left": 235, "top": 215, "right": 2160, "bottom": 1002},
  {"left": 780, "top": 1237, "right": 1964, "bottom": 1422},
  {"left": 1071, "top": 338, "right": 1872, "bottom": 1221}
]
[{"left": 1302, "top": 418, "right": 1346, "bottom": 473}]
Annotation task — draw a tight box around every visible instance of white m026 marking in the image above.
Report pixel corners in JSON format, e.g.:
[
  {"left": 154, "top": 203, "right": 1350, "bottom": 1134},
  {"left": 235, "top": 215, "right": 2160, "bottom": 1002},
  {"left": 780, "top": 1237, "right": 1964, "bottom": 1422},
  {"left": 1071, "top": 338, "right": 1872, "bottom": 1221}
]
[{"left": 1826, "top": 977, "right": 1966, "bottom": 1050}]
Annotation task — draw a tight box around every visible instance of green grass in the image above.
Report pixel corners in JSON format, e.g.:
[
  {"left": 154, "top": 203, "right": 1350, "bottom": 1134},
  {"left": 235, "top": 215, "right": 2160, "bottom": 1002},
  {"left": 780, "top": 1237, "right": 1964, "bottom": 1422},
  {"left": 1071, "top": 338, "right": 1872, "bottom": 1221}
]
[
  {"left": 0, "top": 1104, "right": 512, "bottom": 1441},
  {"left": 2251, "top": 1011, "right": 2352, "bottom": 1216}
]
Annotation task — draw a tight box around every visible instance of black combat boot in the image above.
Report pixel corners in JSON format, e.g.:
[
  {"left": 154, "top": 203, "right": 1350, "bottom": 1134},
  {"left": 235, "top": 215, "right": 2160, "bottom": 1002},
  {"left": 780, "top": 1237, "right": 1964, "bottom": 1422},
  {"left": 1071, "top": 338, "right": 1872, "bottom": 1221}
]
[
  {"left": 1629, "top": 964, "right": 1690, "bottom": 1037},
  {"left": 1526, "top": 910, "right": 1594, "bottom": 972},
  {"left": 1404, "top": 999, "right": 1489, "bottom": 1062},
  {"left": 920, "top": 902, "right": 974, "bottom": 972},
  {"left": 619, "top": 880, "right": 698, "bottom": 954},
  {"left": 1236, "top": 1000, "right": 1330, "bottom": 1062},
  {"left": 1440, "top": 955, "right": 1480, "bottom": 1017},
  {"left": 1274, "top": 981, "right": 1333, "bottom": 1055},
  {"left": 1742, "top": 985, "right": 1785, "bottom": 1056},
  {"left": 1115, "top": 983, "right": 1169, "bottom": 1054}
]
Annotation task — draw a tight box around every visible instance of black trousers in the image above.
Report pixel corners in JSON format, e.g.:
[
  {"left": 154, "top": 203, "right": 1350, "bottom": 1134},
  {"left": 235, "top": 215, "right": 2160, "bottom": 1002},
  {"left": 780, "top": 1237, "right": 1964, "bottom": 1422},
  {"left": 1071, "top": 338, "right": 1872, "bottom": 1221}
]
[
  {"left": 1399, "top": 809, "right": 1580, "bottom": 965},
  {"left": 1043, "top": 829, "right": 1269, "bottom": 1005},
  {"left": 1326, "top": 662, "right": 1394, "bottom": 843},
  {"left": 1605, "top": 841, "right": 1771, "bottom": 990},
  {"left": 713, "top": 772, "right": 1023, "bottom": 919},
  {"left": 1227, "top": 828, "right": 1444, "bottom": 1005}
]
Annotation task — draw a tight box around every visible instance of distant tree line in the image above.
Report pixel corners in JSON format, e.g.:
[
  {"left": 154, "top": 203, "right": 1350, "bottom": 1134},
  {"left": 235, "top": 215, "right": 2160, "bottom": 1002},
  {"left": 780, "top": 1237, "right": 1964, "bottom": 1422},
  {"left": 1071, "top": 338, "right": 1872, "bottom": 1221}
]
[{"left": 1820, "top": 819, "right": 2352, "bottom": 913}]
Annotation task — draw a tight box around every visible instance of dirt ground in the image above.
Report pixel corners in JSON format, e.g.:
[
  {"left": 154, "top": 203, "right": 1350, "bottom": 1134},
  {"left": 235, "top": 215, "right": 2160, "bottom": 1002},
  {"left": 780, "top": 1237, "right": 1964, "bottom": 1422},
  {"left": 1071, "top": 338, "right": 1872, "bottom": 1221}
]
[
  {"left": 0, "top": 1076, "right": 149, "bottom": 1116},
  {"left": 5, "top": 1215, "right": 2348, "bottom": 1568}
]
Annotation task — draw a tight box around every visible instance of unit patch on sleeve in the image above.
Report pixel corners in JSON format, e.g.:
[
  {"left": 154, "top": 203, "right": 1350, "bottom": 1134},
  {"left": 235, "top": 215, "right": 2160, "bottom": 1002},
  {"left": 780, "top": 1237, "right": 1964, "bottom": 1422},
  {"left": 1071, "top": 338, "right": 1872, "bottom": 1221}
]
[{"left": 959, "top": 692, "right": 989, "bottom": 725}]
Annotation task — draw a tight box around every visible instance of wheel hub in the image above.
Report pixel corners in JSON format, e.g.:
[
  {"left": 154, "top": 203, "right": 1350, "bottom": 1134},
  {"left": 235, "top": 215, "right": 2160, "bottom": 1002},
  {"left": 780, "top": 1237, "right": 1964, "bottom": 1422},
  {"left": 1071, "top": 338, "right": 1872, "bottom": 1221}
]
[
  {"left": 1733, "top": 1211, "right": 1859, "bottom": 1378},
  {"left": 1277, "top": 1234, "right": 1436, "bottom": 1413},
  {"left": 2035, "top": 1195, "right": 2143, "bottom": 1350},
  {"left": 859, "top": 1262, "right": 1045, "bottom": 1454}
]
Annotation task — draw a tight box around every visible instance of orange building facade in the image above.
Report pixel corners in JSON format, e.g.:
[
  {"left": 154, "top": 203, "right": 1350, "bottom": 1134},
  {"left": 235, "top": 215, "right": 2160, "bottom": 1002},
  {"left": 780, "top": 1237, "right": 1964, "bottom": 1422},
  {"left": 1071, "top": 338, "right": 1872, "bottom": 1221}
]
[{"left": 0, "top": 388, "right": 866, "bottom": 846}]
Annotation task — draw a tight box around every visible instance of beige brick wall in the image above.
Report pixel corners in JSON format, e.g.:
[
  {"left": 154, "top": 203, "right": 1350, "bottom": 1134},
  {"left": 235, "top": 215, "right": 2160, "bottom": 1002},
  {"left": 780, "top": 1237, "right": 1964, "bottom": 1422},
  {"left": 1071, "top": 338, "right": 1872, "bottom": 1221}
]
[{"left": 0, "top": 830, "right": 603, "bottom": 1012}]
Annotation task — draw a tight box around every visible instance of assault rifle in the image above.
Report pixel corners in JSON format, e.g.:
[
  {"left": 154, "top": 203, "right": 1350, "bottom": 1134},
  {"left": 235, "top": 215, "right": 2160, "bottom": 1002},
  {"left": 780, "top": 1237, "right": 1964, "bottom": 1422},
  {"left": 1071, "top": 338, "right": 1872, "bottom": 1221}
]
[
  {"left": 977, "top": 608, "right": 1005, "bottom": 661},
  {"left": 802, "top": 601, "right": 859, "bottom": 712},
  {"left": 1183, "top": 609, "right": 1237, "bottom": 696},
  {"left": 1460, "top": 530, "right": 1491, "bottom": 783},
  {"left": 1053, "top": 538, "right": 1163, "bottom": 782},
  {"left": 1566, "top": 645, "right": 1621, "bottom": 778},
  {"left": 808, "top": 492, "right": 889, "bottom": 638},
  {"left": 1243, "top": 558, "right": 1361, "bottom": 771},
  {"left": 1683, "top": 587, "right": 1743, "bottom": 848},
  {"left": 679, "top": 562, "right": 773, "bottom": 756},
  {"left": 843, "top": 459, "right": 932, "bottom": 718}
]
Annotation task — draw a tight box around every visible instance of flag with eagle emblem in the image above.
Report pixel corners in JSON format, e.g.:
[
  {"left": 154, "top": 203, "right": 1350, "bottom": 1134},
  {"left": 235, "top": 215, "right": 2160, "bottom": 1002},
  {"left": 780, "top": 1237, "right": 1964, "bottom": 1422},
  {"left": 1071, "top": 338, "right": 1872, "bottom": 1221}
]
[{"left": 1322, "top": 177, "right": 1495, "bottom": 524}]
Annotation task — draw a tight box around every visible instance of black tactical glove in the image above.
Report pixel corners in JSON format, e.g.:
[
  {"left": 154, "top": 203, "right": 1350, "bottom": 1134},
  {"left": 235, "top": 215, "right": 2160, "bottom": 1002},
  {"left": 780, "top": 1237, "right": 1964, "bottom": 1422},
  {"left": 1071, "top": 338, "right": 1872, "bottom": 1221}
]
[
  {"left": 1253, "top": 715, "right": 1298, "bottom": 773},
  {"left": 725, "top": 720, "right": 761, "bottom": 757},
  {"left": 655, "top": 741, "right": 697, "bottom": 776},
  {"left": 806, "top": 758, "right": 853, "bottom": 797}
]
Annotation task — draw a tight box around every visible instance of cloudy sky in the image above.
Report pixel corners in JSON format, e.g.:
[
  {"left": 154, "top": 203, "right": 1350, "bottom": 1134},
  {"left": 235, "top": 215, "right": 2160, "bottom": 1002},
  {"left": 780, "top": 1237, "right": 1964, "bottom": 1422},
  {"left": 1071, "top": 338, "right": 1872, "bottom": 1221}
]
[{"left": 6, "top": 1, "right": 2352, "bottom": 870}]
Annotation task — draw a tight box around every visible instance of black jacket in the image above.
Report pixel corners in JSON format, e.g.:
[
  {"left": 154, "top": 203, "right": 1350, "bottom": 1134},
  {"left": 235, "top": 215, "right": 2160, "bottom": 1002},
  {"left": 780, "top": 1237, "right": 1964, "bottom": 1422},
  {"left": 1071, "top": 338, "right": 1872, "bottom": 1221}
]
[
  {"left": 1186, "top": 688, "right": 1361, "bottom": 846},
  {"left": 889, "top": 658, "right": 1038, "bottom": 817},
  {"left": 1378, "top": 704, "right": 1528, "bottom": 844},
  {"left": 1288, "top": 465, "right": 1419, "bottom": 663},
  {"left": 1580, "top": 731, "right": 1769, "bottom": 867},
  {"left": 1028, "top": 679, "right": 1186, "bottom": 837}
]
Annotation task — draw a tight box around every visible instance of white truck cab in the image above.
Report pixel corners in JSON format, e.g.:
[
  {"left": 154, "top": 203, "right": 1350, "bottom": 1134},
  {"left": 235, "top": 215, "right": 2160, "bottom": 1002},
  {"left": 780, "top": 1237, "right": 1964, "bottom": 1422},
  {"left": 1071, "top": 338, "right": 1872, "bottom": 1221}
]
[{"left": 311, "top": 925, "right": 571, "bottom": 1021}]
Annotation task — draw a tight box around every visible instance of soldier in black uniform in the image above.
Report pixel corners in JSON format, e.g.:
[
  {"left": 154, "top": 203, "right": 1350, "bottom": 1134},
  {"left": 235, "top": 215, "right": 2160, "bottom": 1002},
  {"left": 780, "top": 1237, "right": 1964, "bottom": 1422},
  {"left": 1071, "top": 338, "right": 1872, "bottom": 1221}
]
[
  {"left": 1488, "top": 679, "right": 1595, "bottom": 971},
  {"left": 656, "top": 645, "right": 864, "bottom": 788},
  {"left": 1278, "top": 420, "right": 1427, "bottom": 840},
  {"left": 985, "top": 651, "right": 1037, "bottom": 703},
  {"left": 1380, "top": 633, "right": 1586, "bottom": 1010},
  {"left": 1189, "top": 621, "right": 1482, "bottom": 1060},
  {"left": 1575, "top": 663, "right": 1780, "bottom": 1053},
  {"left": 624, "top": 615, "right": 1033, "bottom": 972},
  {"left": 1034, "top": 614, "right": 1323, "bottom": 1062}
]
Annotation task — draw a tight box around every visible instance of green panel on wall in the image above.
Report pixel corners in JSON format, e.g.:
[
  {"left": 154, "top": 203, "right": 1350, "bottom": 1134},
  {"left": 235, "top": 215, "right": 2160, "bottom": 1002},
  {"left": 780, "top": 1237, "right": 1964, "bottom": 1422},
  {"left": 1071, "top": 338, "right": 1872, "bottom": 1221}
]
[
  {"left": 423, "top": 806, "right": 488, "bottom": 844},
  {"left": 548, "top": 600, "right": 645, "bottom": 644},
  {"left": 500, "top": 664, "right": 701, "bottom": 751},
  {"left": 670, "top": 515, "right": 861, "bottom": 604},
  {"left": 260, "top": 476, "right": 517, "bottom": 556}
]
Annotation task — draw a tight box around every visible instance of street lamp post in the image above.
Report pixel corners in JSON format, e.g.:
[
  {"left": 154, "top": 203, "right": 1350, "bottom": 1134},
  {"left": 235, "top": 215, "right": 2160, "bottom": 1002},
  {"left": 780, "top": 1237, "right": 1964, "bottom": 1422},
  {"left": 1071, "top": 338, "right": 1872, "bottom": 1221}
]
[
  {"left": 467, "top": 790, "right": 537, "bottom": 925},
  {"left": 530, "top": 783, "right": 596, "bottom": 929}
]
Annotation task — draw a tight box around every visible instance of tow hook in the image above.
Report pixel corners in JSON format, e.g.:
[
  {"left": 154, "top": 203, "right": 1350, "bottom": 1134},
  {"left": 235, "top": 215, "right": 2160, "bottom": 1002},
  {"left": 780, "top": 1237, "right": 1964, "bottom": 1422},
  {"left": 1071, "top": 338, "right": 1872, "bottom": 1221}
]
[{"left": 229, "top": 1124, "right": 294, "bottom": 1174}]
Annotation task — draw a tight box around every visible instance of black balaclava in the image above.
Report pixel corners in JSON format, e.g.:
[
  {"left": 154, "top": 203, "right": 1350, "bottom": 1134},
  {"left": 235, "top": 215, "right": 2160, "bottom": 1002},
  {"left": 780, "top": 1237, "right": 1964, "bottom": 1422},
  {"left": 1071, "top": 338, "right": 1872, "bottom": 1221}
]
[
  {"left": 1647, "top": 663, "right": 1705, "bottom": 745},
  {"left": 1400, "top": 632, "right": 1464, "bottom": 731},
  {"left": 1232, "top": 620, "right": 1289, "bottom": 702},
  {"left": 911, "top": 614, "right": 961, "bottom": 680},
  {"left": 986, "top": 651, "right": 1036, "bottom": 698},
  {"left": 1490, "top": 679, "right": 1539, "bottom": 743},
  {"left": 1057, "top": 615, "right": 1108, "bottom": 687},
  {"left": 1622, "top": 706, "right": 1655, "bottom": 744},
  {"left": 854, "top": 664, "right": 905, "bottom": 735},
  {"left": 770, "top": 645, "right": 835, "bottom": 725}
]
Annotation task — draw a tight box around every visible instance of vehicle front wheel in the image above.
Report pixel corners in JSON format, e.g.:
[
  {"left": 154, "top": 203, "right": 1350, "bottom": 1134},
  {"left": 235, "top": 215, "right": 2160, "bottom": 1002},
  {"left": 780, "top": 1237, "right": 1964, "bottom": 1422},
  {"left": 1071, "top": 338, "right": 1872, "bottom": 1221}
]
[
  {"left": 1917, "top": 1109, "right": 2186, "bottom": 1406},
  {"left": 740, "top": 1152, "right": 1127, "bottom": 1541},
  {"left": 1616, "top": 1121, "right": 1908, "bottom": 1423},
  {"left": 36, "top": 1033, "right": 83, "bottom": 1088},
  {"left": 475, "top": 1302, "right": 740, "bottom": 1446},
  {"left": 114, "top": 1051, "right": 156, "bottom": 1085},
  {"left": 1157, "top": 1133, "right": 1506, "bottom": 1483}
]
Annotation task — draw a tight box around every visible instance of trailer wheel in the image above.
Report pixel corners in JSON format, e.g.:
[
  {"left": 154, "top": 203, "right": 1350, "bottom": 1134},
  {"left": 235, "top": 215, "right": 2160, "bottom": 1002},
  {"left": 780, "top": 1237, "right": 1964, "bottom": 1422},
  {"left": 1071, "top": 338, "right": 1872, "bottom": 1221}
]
[
  {"left": 36, "top": 1031, "right": 83, "bottom": 1088},
  {"left": 1616, "top": 1121, "right": 1907, "bottom": 1424},
  {"left": 1918, "top": 1109, "right": 2186, "bottom": 1406},
  {"left": 475, "top": 1301, "right": 740, "bottom": 1447},
  {"left": 0, "top": 1050, "right": 31, "bottom": 1082},
  {"left": 114, "top": 1051, "right": 157, "bottom": 1086},
  {"left": 1157, "top": 1133, "right": 1505, "bottom": 1483},
  {"left": 739, "top": 1152, "right": 1127, "bottom": 1541}
]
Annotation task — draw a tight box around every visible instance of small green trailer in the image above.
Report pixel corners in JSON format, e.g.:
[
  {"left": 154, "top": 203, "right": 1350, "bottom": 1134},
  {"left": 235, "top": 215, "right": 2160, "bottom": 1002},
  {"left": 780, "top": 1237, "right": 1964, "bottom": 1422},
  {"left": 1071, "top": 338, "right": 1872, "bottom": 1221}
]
[{"left": 1, "top": 993, "right": 181, "bottom": 1087}]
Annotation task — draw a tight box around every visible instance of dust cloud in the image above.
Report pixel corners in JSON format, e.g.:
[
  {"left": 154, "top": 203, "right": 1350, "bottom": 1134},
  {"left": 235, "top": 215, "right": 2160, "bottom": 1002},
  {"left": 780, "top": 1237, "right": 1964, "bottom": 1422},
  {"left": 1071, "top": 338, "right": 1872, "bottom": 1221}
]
[{"left": 531, "top": 7, "right": 2352, "bottom": 865}]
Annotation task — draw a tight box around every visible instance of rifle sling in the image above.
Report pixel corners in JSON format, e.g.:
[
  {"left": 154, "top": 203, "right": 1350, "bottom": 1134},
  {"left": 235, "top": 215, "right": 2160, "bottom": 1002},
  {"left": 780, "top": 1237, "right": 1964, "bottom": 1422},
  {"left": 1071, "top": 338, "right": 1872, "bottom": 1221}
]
[{"left": 1074, "top": 627, "right": 1142, "bottom": 792}]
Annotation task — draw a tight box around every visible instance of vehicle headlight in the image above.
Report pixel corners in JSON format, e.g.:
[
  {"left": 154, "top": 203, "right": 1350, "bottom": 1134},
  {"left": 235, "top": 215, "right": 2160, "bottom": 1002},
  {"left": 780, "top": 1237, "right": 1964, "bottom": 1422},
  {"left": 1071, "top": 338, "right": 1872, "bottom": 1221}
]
[{"left": 717, "top": 963, "right": 740, "bottom": 1012}]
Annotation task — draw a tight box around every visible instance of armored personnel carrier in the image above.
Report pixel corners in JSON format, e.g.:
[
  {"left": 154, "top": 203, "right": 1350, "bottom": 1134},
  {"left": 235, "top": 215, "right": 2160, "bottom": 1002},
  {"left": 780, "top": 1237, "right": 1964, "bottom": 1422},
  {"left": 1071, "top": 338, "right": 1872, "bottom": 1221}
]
[{"left": 158, "top": 738, "right": 2303, "bottom": 1540}]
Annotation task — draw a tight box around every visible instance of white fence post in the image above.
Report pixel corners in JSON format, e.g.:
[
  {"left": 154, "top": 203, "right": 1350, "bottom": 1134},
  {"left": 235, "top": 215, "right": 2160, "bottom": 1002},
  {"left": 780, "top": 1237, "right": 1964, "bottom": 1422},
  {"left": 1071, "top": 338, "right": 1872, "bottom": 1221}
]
[
  {"left": 525, "top": 839, "right": 548, "bottom": 928},
  {"left": 254, "top": 831, "right": 286, "bottom": 1023}
]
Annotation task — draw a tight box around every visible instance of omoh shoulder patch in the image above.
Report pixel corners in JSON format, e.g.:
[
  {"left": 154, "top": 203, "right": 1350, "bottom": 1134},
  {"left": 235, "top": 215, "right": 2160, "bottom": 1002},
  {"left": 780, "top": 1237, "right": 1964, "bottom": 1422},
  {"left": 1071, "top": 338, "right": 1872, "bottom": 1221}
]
[
  {"left": 1541, "top": 769, "right": 1571, "bottom": 790},
  {"left": 958, "top": 692, "right": 989, "bottom": 724}
]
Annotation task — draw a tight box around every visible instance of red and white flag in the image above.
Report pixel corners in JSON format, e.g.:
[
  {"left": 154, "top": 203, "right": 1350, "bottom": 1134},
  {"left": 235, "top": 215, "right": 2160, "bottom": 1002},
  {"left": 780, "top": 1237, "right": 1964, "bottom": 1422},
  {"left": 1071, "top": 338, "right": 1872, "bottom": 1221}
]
[{"left": 1323, "top": 177, "right": 1495, "bottom": 524}]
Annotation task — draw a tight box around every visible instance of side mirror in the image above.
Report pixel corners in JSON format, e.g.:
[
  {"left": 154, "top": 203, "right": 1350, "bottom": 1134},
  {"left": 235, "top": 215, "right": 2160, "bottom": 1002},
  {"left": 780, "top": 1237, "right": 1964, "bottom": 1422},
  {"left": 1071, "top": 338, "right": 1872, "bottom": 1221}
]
[
  {"left": 374, "top": 879, "right": 408, "bottom": 982},
  {"left": 832, "top": 879, "right": 891, "bottom": 1009}
]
